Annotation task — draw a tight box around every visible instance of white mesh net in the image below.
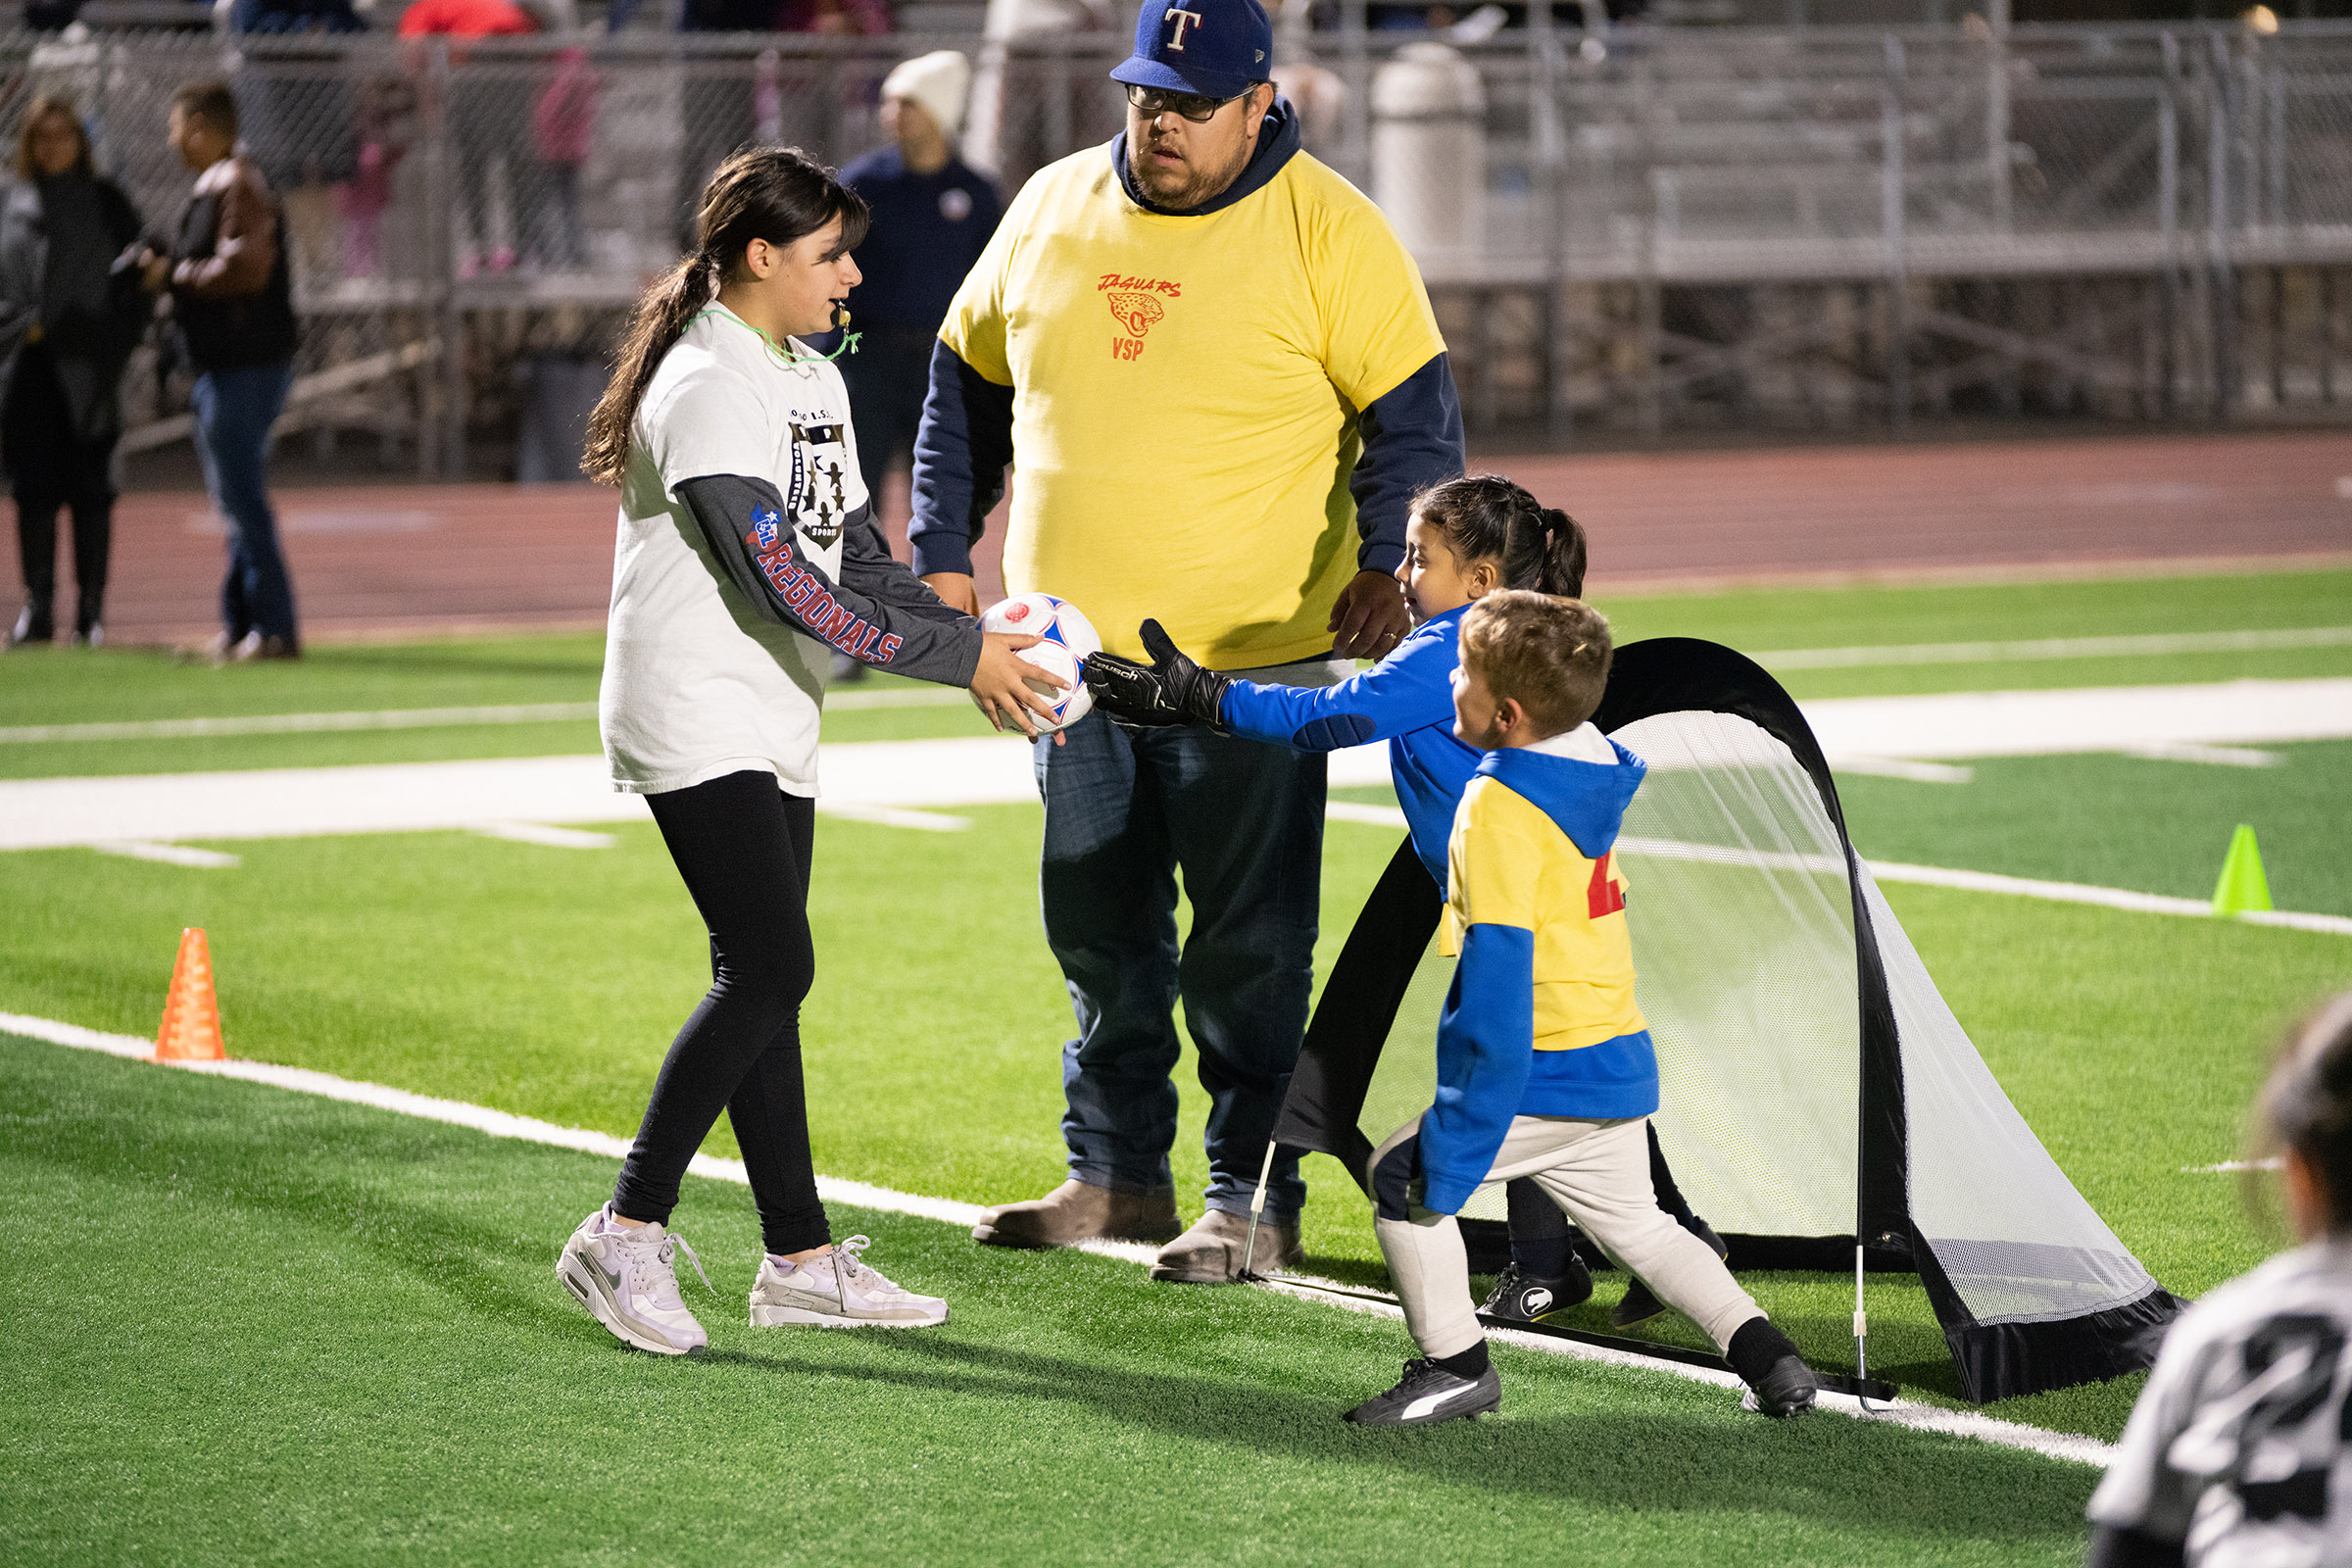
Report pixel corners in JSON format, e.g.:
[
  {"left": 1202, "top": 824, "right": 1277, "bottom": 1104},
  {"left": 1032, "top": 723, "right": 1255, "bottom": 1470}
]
[
  {"left": 1612, "top": 711, "right": 1861, "bottom": 1238},
  {"left": 1346, "top": 709, "right": 2152, "bottom": 1326},
  {"left": 1862, "top": 866, "right": 2158, "bottom": 1323}
]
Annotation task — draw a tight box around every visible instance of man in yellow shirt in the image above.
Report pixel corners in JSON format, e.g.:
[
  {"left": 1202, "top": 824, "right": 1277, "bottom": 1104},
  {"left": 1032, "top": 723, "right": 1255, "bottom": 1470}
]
[{"left": 909, "top": 0, "right": 1464, "bottom": 1281}]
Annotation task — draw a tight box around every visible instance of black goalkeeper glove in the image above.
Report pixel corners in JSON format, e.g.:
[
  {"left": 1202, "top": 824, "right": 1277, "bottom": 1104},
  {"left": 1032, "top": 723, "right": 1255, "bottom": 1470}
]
[{"left": 1083, "top": 618, "right": 1231, "bottom": 732}]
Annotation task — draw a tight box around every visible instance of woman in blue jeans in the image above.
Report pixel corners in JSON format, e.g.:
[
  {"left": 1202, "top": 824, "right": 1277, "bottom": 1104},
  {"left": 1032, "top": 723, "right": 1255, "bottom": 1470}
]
[{"left": 141, "top": 81, "right": 301, "bottom": 662}]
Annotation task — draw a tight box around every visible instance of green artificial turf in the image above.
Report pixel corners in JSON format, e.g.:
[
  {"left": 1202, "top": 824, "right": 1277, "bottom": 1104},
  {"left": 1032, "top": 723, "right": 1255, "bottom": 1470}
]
[
  {"left": 1836, "top": 741, "right": 2352, "bottom": 918},
  {"left": 2, "top": 566, "right": 2345, "bottom": 778},
  {"left": 3, "top": 798, "right": 2343, "bottom": 1440},
  {"left": 2, "top": 1033, "right": 2102, "bottom": 1567}
]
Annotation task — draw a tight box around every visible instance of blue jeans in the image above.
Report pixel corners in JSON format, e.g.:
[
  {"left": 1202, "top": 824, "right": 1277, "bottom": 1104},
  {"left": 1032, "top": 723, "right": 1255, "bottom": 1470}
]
[
  {"left": 192, "top": 365, "right": 296, "bottom": 642},
  {"left": 1035, "top": 707, "right": 1326, "bottom": 1226}
]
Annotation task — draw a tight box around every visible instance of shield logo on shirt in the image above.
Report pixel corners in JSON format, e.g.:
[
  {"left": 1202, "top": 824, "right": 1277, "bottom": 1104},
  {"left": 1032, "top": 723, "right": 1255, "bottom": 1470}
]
[{"left": 786, "top": 420, "right": 852, "bottom": 550}]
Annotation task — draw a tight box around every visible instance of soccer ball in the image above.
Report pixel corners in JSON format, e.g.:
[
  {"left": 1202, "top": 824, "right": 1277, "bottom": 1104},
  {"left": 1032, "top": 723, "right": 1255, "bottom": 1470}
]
[{"left": 980, "top": 592, "right": 1099, "bottom": 733}]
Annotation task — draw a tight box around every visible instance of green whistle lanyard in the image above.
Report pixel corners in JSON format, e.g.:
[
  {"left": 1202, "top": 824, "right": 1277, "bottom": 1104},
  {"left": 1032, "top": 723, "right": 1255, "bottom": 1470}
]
[{"left": 689, "top": 306, "right": 861, "bottom": 366}]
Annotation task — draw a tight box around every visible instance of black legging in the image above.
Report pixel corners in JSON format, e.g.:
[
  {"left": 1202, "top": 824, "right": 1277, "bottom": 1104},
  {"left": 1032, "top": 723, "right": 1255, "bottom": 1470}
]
[
  {"left": 612, "top": 769, "right": 830, "bottom": 1256},
  {"left": 1507, "top": 1123, "right": 1702, "bottom": 1267},
  {"left": 6, "top": 342, "right": 116, "bottom": 629}
]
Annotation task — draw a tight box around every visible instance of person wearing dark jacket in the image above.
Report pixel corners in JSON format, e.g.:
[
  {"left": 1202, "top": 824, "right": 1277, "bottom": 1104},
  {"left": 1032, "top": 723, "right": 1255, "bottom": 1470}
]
[
  {"left": 142, "top": 80, "right": 303, "bottom": 662},
  {"left": 834, "top": 52, "right": 1000, "bottom": 514},
  {"left": 2, "top": 96, "right": 147, "bottom": 649}
]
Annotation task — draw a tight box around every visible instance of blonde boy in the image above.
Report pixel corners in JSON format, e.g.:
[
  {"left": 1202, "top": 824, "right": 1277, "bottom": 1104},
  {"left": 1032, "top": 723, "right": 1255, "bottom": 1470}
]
[{"left": 1345, "top": 591, "right": 1819, "bottom": 1427}]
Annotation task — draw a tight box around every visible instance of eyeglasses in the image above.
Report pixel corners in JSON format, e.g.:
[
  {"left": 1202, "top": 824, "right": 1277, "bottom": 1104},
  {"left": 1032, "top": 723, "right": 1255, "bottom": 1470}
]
[{"left": 1124, "top": 83, "right": 1250, "bottom": 122}]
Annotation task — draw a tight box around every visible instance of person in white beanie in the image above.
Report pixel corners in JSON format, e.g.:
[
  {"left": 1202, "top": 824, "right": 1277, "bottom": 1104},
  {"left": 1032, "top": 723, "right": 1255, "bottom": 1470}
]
[{"left": 819, "top": 50, "right": 1004, "bottom": 681}]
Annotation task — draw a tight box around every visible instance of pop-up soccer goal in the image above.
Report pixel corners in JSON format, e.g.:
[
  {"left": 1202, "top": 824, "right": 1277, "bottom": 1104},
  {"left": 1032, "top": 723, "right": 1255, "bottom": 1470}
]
[{"left": 1274, "top": 637, "right": 2180, "bottom": 1404}]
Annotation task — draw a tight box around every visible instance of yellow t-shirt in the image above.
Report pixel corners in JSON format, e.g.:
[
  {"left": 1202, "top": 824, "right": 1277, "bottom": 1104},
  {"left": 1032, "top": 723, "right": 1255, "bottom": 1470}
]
[{"left": 939, "top": 143, "right": 1446, "bottom": 668}]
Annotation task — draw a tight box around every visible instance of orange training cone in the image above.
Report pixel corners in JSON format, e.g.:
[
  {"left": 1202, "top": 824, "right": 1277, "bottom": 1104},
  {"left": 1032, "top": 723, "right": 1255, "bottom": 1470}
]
[{"left": 155, "top": 927, "right": 226, "bottom": 1062}]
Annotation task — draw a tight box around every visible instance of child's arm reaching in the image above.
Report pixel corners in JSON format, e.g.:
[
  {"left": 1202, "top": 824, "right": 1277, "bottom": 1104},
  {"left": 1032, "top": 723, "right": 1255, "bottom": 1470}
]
[{"left": 1084, "top": 615, "right": 1457, "bottom": 747}]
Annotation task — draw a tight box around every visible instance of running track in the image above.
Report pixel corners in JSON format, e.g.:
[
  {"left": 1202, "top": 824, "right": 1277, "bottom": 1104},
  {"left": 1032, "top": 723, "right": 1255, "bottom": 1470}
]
[{"left": 74, "top": 430, "right": 2352, "bottom": 646}]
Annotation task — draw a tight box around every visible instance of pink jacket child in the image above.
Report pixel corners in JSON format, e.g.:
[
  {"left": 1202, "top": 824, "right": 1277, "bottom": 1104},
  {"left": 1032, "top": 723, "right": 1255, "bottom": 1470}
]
[
  {"left": 534, "top": 48, "right": 597, "bottom": 169},
  {"left": 531, "top": 48, "right": 598, "bottom": 269},
  {"left": 337, "top": 76, "right": 414, "bottom": 277}
]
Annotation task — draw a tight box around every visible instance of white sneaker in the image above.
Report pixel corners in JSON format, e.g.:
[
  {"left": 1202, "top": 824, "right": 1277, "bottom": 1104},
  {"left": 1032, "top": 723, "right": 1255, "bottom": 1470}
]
[
  {"left": 749, "top": 1235, "right": 949, "bottom": 1328},
  {"left": 557, "top": 1204, "right": 712, "bottom": 1356}
]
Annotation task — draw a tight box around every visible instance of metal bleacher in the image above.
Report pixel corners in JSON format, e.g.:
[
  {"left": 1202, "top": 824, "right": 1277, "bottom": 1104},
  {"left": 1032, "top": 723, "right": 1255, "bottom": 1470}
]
[{"left": 9, "top": 5, "right": 2345, "bottom": 469}]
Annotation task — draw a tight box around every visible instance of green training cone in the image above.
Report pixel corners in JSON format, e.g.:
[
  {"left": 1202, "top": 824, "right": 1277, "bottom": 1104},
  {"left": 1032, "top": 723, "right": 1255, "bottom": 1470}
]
[{"left": 2211, "top": 824, "right": 2274, "bottom": 916}]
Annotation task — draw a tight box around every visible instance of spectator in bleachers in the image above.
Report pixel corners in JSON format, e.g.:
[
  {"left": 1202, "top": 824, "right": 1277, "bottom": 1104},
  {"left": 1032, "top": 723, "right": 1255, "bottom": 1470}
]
[
  {"left": 531, "top": 44, "right": 597, "bottom": 270},
  {"left": 671, "top": 0, "right": 894, "bottom": 251},
  {"left": 140, "top": 81, "right": 303, "bottom": 662},
  {"left": 338, "top": 74, "right": 415, "bottom": 278},
  {"left": 0, "top": 96, "right": 146, "bottom": 649},
  {"left": 964, "top": 0, "right": 1115, "bottom": 196},
  {"left": 230, "top": 0, "right": 368, "bottom": 290},
  {"left": 398, "top": 0, "right": 539, "bottom": 277},
  {"left": 838, "top": 52, "right": 999, "bottom": 523}
]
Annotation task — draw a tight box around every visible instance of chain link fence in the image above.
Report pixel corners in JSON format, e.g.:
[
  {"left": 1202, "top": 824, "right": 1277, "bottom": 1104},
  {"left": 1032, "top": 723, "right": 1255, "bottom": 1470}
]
[{"left": 0, "top": 19, "right": 2342, "bottom": 465}]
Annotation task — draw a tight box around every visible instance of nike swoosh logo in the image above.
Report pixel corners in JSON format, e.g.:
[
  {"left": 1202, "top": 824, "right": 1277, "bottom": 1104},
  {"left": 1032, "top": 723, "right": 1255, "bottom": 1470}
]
[{"left": 1400, "top": 1382, "right": 1487, "bottom": 1422}]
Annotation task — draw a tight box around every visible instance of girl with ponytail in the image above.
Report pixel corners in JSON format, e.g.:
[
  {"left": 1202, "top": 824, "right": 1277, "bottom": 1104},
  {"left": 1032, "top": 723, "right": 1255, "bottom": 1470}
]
[
  {"left": 558, "top": 146, "right": 1063, "bottom": 1356},
  {"left": 2087, "top": 995, "right": 2352, "bottom": 1565},
  {"left": 1086, "top": 470, "right": 1723, "bottom": 1328}
]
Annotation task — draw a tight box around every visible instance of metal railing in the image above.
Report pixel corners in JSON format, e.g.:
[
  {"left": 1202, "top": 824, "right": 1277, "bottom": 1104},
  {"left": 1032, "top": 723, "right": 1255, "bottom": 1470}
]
[{"left": 2, "top": 18, "right": 2341, "bottom": 463}]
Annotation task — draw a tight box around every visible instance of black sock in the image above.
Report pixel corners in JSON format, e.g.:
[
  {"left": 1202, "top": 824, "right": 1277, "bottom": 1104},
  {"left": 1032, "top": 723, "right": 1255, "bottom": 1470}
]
[
  {"left": 1431, "top": 1341, "right": 1490, "bottom": 1379},
  {"left": 1726, "top": 1317, "right": 1802, "bottom": 1386},
  {"left": 1509, "top": 1233, "right": 1573, "bottom": 1279},
  {"left": 1505, "top": 1178, "right": 1573, "bottom": 1278},
  {"left": 1647, "top": 1123, "right": 1699, "bottom": 1229}
]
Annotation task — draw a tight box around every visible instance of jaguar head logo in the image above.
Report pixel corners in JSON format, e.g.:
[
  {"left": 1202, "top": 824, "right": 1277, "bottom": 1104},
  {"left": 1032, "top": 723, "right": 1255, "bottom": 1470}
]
[{"left": 1106, "top": 292, "right": 1166, "bottom": 340}]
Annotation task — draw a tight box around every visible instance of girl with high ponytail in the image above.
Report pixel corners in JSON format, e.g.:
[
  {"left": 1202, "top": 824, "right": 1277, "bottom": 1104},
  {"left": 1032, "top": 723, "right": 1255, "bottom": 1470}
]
[
  {"left": 1085, "top": 469, "right": 1722, "bottom": 1322},
  {"left": 2087, "top": 994, "right": 2352, "bottom": 1563},
  {"left": 558, "top": 147, "right": 1062, "bottom": 1356}
]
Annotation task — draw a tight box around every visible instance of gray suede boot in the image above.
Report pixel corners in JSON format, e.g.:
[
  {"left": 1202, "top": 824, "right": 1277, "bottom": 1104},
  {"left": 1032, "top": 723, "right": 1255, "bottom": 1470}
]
[
  {"left": 971, "top": 1179, "right": 1182, "bottom": 1249},
  {"left": 1150, "top": 1208, "right": 1302, "bottom": 1284}
]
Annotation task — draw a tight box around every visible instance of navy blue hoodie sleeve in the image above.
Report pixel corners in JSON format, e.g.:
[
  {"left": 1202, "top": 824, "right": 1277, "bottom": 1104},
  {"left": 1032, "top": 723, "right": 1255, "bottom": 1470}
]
[
  {"left": 1219, "top": 617, "right": 1458, "bottom": 750},
  {"left": 1350, "top": 353, "right": 1465, "bottom": 576},
  {"left": 907, "top": 339, "right": 1014, "bottom": 579}
]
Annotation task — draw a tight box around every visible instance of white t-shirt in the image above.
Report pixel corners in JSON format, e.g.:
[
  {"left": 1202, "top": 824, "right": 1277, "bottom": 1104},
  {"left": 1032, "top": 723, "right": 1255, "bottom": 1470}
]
[
  {"left": 600, "top": 306, "right": 869, "bottom": 797},
  {"left": 2088, "top": 1239, "right": 2352, "bottom": 1566}
]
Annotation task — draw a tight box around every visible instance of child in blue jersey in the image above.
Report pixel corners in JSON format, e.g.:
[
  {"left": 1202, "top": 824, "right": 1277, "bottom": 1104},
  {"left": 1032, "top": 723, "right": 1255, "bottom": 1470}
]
[{"left": 1085, "top": 474, "right": 1726, "bottom": 1326}]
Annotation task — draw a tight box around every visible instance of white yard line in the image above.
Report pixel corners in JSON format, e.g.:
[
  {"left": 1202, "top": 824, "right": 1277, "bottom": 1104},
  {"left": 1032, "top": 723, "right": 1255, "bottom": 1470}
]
[
  {"left": 7, "top": 678, "right": 2347, "bottom": 858},
  {"left": 1, "top": 1008, "right": 2112, "bottom": 1470},
  {"left": 0, "top": 688, "right": 972, "bottom": 747},
  {"left": 1797, "top": 678, "right": 2352, "bottom": 760},
  {"left": 1757, "top": 625, "right": 2352, "bottom": 670},
  {"left": 0, "top": 702, "right": 603, "bottom": 744},
  {"left": 92, "top": 840, "right": 243, "bottom": 868},
  {"left": 470, "top": 822, "right": 617, "bottom": 850},
  {"left": 6, "top": 634, "right": 2346, "bottom": 750},
  {"left": 1868, "top": 861, "right": 2352, "bottom": 937}
]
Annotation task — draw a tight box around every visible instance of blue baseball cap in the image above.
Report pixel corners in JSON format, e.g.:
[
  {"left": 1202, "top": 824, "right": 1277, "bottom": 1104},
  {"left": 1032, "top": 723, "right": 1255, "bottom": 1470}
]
[{"left": 1108, "top": 0, "right": 1273, "bottom": 102}]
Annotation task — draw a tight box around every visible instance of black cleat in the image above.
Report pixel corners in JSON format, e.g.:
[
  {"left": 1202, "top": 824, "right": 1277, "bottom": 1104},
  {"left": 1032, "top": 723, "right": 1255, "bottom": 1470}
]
[
  {"left": 1611, "top": 1278, "right": 1667, "bottom": 1328},
  {"left": 1480, "top": 1258, "right": 1592, "bottom": 1322},
  {"left": 1740, "top": 1354, "right": 1819, "bottom": 1419},
  {"left": 1613, "top": 1221, "right": 1729, "bottom": 1328},
  {"left": 1343, "top": 1359, "right": 1502, "bottom": 1427}
]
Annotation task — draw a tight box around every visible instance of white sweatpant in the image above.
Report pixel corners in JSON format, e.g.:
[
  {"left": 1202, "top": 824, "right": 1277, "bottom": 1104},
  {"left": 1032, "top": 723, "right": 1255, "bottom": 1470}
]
[{"left": 1370, "top": 1113, "right": 1762, "bottom": 1361}]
